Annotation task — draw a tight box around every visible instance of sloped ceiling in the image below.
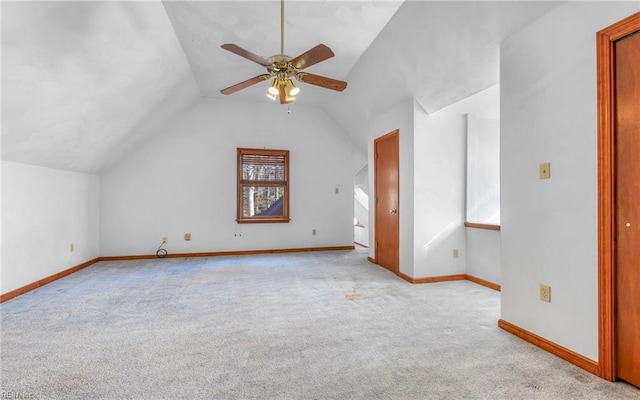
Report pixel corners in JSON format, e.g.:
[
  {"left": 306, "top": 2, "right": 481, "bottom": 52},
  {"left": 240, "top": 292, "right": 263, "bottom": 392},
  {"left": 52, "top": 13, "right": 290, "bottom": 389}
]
[
  {"left": 1, "top": 0, "right": 562, "bottom": 174},
  {"left": 326, "top": 0, "right": 562, "bottom": 147},
  {"left": 1, "top": 1, "right": 201, "bottom": 173},
  {"left": 162, "top": 0, "right": 404, "bottom": 106}
]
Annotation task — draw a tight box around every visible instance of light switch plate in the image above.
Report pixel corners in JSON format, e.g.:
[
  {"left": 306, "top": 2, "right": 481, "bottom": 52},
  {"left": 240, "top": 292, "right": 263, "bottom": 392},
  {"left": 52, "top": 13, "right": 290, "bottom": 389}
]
[{"left": 540, "top": 162, "right": 551, "bottom": 179}]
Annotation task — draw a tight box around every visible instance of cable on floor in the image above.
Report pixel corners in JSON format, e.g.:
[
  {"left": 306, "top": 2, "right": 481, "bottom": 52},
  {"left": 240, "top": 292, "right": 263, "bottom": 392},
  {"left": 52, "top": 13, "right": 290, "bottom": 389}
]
[{"left": 156, "top": 241, "right": 168, "bottom": 258}]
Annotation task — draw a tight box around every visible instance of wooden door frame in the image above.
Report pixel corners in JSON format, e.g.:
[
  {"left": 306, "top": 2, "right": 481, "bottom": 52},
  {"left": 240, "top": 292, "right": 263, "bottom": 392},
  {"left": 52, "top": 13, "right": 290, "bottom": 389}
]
[
  {"left": 597, "top": 11, "right": 640, "bottom": 382},
  {"left": 373, "top": 129, "right": 400, "bottom": 273}
]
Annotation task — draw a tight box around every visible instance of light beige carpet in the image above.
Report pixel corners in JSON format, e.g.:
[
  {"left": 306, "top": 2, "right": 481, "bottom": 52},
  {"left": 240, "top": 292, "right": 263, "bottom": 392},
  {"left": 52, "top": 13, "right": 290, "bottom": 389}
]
[{"left": 1, "top": 249, "right": 639, "bottom": 399}]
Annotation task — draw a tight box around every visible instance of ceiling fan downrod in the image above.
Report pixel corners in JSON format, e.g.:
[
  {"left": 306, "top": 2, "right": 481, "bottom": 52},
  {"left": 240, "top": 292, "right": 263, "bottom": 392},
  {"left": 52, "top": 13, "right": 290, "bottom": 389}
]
[
  {"left": 281, "top": 0, "right": 285, "bottom": 56},
  {"left": 219, "top": 0, "right": 347, "bottom": 104}
]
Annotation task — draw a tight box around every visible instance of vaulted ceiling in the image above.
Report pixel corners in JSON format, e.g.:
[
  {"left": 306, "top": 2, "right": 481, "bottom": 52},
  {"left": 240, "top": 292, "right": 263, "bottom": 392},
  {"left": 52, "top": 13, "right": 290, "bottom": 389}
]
[
  {"left": 2, "top": 1, "right": 201, "bottom": 173},
  {"left": 1, "top": 0, "right": 562, "bottom": 174},
  {"left": 163, "top": 0, "right": 404, "bottom": 105}
]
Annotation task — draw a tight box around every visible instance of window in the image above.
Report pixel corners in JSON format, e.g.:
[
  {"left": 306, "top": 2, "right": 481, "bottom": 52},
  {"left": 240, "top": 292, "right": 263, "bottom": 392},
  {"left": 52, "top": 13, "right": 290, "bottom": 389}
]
[{"left": 237, "top": 148, "right": 290, "bottom": 223}]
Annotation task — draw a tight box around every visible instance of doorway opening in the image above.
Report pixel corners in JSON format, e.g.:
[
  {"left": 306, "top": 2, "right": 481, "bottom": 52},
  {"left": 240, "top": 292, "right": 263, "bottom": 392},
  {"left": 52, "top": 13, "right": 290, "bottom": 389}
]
[{"left": 353, "top": 165, "right": 369, "bottom": 248}]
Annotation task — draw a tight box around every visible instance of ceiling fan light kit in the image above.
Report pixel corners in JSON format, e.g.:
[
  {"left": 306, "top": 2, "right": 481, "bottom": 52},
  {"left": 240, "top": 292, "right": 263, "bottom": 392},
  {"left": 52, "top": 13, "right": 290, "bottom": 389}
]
[{"left": 220, "top": 0, "right": 347, "bottom": 105}]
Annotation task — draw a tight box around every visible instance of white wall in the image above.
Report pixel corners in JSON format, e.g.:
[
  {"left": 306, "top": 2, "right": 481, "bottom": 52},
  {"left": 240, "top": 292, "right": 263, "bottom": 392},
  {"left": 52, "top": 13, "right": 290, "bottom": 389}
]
[
  {"left": 413, "top": 103, "right": 467, "bottom": 278},
  {"left": 414, "top": 86, "right": 499, "bottom": 279},
  {"left": 100, "top": 99, "right": 365, "bottom": 256},
  {"left": 1, "top": 161, "right": 100, "bottom": 294},
  {"left": 500, "top": 1, "right": 639, "bottom": 361},
  {"left": 465, "top": 112, "right": 501, "bottom": 285},
  {"left": 467, "top": 115, "right": 500, "bottom": 225},
  {"left": 466, "top": 228, "right": 501, "bottom": 285},
  {"left": 367, "top": 99, "right": 415, "bottom": 277}
]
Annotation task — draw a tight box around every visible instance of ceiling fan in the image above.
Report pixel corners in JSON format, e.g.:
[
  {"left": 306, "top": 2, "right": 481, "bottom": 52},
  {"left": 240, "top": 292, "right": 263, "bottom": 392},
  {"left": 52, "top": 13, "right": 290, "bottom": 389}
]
[{"left": 220, "top": 0, "right": 348, "bottom": 104}]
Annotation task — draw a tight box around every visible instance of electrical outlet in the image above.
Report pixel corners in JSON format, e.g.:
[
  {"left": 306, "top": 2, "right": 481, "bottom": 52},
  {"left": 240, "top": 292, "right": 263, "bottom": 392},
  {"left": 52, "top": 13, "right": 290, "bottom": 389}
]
[
  {"left": 162, "top": 236, "right": 168, "bottom": 243},
  {"left": 453, "top": 249, "right": 459, "bottom": 258},
  {"left": 312, "top": 229, "right": 316, "bottom": 235},
  {"left": 540, "top": 284, "right": 551, "bottom": 302},
  {"left": 70, "top": 243, "right": 74, "bottom": 252},
  {"left": 184, "top": 233, "right": 191, "bottom": 241},
  {"left": 539, "top": 162, "right": 551, "bottom": 179}
]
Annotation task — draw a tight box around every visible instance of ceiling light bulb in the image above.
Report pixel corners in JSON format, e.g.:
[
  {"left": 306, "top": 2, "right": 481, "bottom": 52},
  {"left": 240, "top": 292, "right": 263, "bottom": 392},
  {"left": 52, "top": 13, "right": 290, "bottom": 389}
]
[
  {"left": 285, "top": 95, "right": 296, "bottom": 103},
  {"left": 268, "top": 79, "right": 279, "bottom": 96},
  {"left": 266, "top": 91, "right": 277, "bottom": 100},
  {"left": 288, "top": 79, "right": 300, "bottom": 96}
]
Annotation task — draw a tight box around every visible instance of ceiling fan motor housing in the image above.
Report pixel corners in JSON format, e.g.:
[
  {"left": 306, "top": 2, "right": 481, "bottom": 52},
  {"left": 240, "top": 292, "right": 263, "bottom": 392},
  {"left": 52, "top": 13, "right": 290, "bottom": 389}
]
[{"left": 267, "top": 55, "right": 296, "bottom": 76}]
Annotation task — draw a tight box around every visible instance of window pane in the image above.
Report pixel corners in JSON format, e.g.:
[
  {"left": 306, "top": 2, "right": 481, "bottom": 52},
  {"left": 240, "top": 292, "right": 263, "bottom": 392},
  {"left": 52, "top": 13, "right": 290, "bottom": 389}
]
[
  {"left": 237, "top": 148, "right": 289, "bottom": 223},
  {"left": 242, "top": 163, "right": 285, "bottom": 181},
  {"left": 242, "top": 186, "right": 285, "bottom": 217}
]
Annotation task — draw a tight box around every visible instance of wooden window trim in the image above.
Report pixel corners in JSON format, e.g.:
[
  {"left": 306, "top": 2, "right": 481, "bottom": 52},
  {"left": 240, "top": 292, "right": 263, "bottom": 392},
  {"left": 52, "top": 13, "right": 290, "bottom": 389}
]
[
  {"left": 464, "top": 222, "right": 501, "bottom": 231},
  {"left": 237, "top": 148, "right": 290, "bottom": 224}
]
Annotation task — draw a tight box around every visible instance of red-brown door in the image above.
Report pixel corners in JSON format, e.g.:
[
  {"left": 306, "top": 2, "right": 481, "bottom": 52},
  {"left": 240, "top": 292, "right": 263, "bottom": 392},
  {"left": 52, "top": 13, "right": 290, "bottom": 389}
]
[
  {"left": 374, "top": 130, "right": 399, "bottom": 274},
  {"left": 615, "top": 30, "right": 640, "bottom": 388}
]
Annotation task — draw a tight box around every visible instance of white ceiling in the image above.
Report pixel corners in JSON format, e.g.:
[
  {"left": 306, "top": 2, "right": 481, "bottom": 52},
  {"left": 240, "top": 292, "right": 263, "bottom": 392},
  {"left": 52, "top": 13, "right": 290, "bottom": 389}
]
[
  {"left": 326, "top": 0, "right": 562, "bottom": 146},
  {"left": 1, "top": 1, "right": 201, "bottom": 173},
  {"left": 163, "top": 0, "right": 404, "bottom": 104},
  {"left": 1, "top": 0, "right": 563, "bottom": 174}
]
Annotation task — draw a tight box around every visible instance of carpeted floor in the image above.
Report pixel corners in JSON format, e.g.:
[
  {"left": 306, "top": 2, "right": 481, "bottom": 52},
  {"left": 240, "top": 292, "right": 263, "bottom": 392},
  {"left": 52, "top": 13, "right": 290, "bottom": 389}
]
[{"left": 1, "top": 249, "right": 639, "bottom": 399}]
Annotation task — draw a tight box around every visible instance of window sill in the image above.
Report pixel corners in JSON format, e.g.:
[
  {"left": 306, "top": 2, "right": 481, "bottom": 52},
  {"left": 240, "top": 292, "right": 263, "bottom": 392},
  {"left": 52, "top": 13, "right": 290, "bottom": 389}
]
[
  {"left": 464, "top": 222, "right": 501, "bottom": 231},
  {"left": 237, "top": 218, "right": 291, "bottom": 224}
]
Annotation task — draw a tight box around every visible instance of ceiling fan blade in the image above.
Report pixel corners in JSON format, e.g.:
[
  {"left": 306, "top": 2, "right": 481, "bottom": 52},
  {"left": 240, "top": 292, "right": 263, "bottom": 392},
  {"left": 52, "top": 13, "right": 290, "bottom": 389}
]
[
  {"left": 298, "top": 73, "right": 347, "bottom": 92},
  {"left": 290, "top": 44, "right": 335, "bottom": 70},
  {"left": 221, "top": 44, "right": 272, "bottom": 67},
  {"left": 221, "top": 74, "right": 271, "bottom": 95}
]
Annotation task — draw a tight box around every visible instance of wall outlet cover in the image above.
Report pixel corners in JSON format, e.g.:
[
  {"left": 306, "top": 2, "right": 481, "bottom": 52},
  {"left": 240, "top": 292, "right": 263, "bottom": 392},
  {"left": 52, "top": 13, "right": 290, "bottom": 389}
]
[{"left": 540, "top": 284, "right": 551, "bottom": 302}]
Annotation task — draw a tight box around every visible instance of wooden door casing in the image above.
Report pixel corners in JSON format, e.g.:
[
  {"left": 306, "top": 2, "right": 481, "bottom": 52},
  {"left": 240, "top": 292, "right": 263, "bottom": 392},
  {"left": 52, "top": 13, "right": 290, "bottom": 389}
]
[
  {"left": 597, "top": 11, "right": 640, "bottom": 384},
  {"left": 374, "top": 130, "right": 399, "bottom": 274}
]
